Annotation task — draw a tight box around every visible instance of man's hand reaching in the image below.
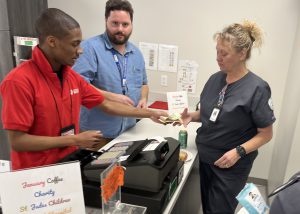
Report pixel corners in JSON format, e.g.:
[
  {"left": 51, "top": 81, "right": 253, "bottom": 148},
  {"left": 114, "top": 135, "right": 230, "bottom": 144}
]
[{"left": 76, "top": 130, "right": 103, "bottom": 149}]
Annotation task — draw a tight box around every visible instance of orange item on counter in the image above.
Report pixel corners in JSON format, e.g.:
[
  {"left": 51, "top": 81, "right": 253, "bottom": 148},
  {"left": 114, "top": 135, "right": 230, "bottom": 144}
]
[{"left": 101, "top": 165, "right": 124, "bottom": 204}]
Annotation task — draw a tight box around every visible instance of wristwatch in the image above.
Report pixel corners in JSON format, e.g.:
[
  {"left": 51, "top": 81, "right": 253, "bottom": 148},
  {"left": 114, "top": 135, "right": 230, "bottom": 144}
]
[{"left": 236, "top": 145, "right": 247, "bottom": 158}]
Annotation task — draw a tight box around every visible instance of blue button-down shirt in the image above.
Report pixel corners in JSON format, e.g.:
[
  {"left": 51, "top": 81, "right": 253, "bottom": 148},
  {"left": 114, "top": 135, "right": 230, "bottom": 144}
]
[{"left": 73, "top": 33, "right": 147, "bottom": 138}]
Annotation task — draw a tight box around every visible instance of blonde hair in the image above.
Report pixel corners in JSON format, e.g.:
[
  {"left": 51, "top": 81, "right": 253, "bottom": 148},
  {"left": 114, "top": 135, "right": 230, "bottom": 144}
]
[{"left": 214, "top": 20, "right": 263, "bottom": 60}]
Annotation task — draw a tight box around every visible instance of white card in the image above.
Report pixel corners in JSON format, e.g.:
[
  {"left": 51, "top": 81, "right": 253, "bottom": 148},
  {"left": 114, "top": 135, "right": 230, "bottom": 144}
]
[
  {"left": 209, "top": 108, "right": 220, "bottom": 122},
  {"left": 0, "top": 162, "right": 85, "bottom": 214},
  {"left": 167, "top": 91, "right": 188, "bottom": 115}
]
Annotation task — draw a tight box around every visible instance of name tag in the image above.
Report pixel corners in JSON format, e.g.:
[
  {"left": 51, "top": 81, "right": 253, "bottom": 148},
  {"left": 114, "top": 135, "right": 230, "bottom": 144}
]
[
  {"left": 61, "top": 124, "right": 75, "bottom": 136},
  {"left": 209, "top": 108, "right": 220, "bottom": 123}
]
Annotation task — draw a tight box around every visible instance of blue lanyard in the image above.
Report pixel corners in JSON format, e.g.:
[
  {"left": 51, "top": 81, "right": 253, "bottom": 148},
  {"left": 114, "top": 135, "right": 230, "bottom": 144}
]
[{"left": 111, "top": 49, "right": 128, "bottom": 95}]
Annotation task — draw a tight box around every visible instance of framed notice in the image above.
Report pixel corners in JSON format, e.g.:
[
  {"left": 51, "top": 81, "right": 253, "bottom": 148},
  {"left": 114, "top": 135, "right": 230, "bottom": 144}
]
[{"left": 0, "top": 162, "right": 85, "bottom": 214}]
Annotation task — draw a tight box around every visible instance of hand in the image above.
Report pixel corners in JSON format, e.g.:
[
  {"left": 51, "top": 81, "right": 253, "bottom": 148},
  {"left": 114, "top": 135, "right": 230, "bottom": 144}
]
[
  {"left": 150, "top": 110, "right": 169, "bottom": 124},
  {"left": 75, "top": 130, "right": 103, "bottom": 149},
  {"left": 173, "top": 108, "right": 192, "bottom": 127},
  {"left": 112, "top": 93, "right": 134, "bottom": 106},
  {"left": 214, "top": 148, "right": 241, "bottom": 169},
  {"left": 137, "top": 98, "right": 147, "bottom": 108}
]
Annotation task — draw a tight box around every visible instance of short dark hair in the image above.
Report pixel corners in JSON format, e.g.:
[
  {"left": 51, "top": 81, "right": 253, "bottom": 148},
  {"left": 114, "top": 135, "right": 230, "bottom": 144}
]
[
  {"left": 105, "top": 0, "right": 134, "bottom": 22},
  {"left": 35, "top": 8, "right": 80, "bottom": 44}
]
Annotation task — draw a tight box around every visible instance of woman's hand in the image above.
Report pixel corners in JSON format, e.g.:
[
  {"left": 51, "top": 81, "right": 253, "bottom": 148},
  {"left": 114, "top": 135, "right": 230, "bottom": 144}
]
[
  {"left": 173, "top": 108, "right": 194, "bottom": 127},
  {"left": 214, "top": 148, "right": 241, "bottom": 169}
]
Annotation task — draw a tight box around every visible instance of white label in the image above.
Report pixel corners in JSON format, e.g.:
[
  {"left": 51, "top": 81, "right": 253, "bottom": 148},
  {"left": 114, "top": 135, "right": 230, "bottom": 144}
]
[
  {"left": 143, "top": 141, "right": 161, "bottom": 151},
  {"left": 209, "top": 108, "right": 220, "bottom": 122}
]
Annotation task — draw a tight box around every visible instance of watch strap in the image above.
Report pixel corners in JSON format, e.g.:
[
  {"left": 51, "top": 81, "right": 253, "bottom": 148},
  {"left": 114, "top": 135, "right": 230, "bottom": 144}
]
[{"left": 236, "top": 145, "right": 246, "bottom": 158}]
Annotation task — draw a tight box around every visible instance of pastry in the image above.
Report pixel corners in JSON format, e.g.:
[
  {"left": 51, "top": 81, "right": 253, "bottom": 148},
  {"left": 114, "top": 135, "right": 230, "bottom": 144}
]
[{"left": 179, "top": 150, "right": 188, "bottom": 161}]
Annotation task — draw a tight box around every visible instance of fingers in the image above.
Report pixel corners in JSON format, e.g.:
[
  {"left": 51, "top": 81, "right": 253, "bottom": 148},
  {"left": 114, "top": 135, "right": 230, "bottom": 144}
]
[
  {"left": 150, "top": 116, "right": 164, "bottom": 124},
  {"left": 137, "top": 103, "right": 146, "bottom": 108},
  {"left": 137, "top": 100, "right": 147, "bottom": 108},
  {"left": 123, "top": 96, "right": 134, "bottom": 106},
  {"left": 172, "top": 121, "right": 182, "bottom": 126},
  {"left": 80, "top": 130, "right": 103, "bottom": 142},
  {"left": 216, "top": 161, "right": 231, "bottom": 168},
  {"left": 214, "top": 156, "right": 232, "bottom": 168},
  {"left": 160, "top": 110, "right": 169, "bottom": 117},
  {"left": 181, "top": 108, "right": 188, "bottom": 116},
  {"left": 183, "top": 122, "right": 188, "bottom": 128},
  {"left": 90, "top": 130, "right": 103, "bottom": 139}
]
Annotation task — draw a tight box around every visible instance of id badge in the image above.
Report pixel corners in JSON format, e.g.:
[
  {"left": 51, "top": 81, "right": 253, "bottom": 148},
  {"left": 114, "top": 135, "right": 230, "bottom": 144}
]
[
  {"left": 209, "top": 107, "right": 220, "bottom": 123},
  {"left": 61, "top": 124, "right": 75, "bottom": 136}
]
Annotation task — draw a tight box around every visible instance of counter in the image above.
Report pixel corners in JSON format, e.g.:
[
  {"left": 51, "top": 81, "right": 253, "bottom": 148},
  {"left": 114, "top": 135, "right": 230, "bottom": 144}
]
[{"left": 86, "top": 118, "right": 201, "bottom": 214}]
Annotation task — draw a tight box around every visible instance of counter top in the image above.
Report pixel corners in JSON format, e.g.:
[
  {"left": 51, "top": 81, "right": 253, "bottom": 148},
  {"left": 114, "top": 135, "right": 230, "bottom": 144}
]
[{"left": 98, "top": 118, "right": 200, "bottom": 214}]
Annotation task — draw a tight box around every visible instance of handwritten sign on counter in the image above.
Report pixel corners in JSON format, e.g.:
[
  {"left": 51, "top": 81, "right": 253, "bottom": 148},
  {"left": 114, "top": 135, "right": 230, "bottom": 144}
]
[
  {"left": 0, "top": 161, "right": 85, "bottom": 214},
  {"left": 167, "top": 91, "right": 188, "bottom": 114}
]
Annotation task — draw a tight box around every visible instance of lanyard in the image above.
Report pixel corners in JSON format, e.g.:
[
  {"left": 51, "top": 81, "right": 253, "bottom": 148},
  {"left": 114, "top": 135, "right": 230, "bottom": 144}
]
[
  {"left": 209, "top": 84, "right": 228, "bottom": 123},
  {"left": 111, "top": 49, "right": 128, "bottom": 95},
  {"left": 217, "top": 84, "right": 228, "bottom": 108},
  {"left": 33, "top": 62, "right": 73, "bottom": 130}
]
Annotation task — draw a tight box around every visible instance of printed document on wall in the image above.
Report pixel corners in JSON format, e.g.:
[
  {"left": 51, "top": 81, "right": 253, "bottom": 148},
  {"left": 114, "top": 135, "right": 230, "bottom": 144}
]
[
  {"left": 139, "top": 42, "right": 158, "bottom": 70},
  {"left": 158, "top": 44, "right": 178, "bottom": 72},
  {"left": 177, "top": 60, "right": 199, "bottom": 94}
]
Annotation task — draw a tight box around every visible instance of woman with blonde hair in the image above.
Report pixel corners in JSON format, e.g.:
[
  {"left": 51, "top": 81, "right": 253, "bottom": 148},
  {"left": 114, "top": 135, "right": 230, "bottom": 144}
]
[{"left": 180, "top": 21, "right": 276, "bottom": 213}]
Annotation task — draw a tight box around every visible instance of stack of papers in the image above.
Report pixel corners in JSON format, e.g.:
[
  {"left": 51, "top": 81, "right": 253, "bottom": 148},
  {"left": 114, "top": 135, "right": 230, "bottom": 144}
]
[{"left": 159, "top": 113, "right": 182, "bottom": 124}]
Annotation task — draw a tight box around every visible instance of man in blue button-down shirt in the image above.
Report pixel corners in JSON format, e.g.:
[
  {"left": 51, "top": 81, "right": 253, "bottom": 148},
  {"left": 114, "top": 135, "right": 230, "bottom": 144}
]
[{"left": 73, "top": 0, "right": 148, "bottom": 142}]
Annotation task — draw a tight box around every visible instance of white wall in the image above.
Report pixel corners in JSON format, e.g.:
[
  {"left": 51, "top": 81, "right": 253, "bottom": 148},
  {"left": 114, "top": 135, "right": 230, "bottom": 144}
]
[
  {"left": 48, "top": 0, "right": 300, "bottom": 179},
  {"left": 277, "top": 16, "right": 300, "bottom": 183},
  {"left": 268, "top": 14, "right": 300, "bottom": 194},
  {"left": 285, "top": 111, "right": 300, "bottom": 181}
]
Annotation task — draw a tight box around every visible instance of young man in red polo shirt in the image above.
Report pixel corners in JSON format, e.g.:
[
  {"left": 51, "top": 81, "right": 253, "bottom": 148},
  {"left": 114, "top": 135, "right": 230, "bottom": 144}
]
[{"left": 0, "top": 8, "right": 167, "bottom": 170}]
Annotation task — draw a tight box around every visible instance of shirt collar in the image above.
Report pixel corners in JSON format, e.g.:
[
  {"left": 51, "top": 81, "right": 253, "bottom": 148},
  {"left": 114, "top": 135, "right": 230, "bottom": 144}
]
[
  {"left": 103, "top": 32, "right": 133, "bottom": 55},
  {"left": 32, "top": 46, "right": 72, "bottom": 77}
]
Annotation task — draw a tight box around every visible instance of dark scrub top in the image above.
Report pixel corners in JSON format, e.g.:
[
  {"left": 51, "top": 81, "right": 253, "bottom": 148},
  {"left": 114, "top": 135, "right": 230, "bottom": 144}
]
[
  {"left": 270, "top": 172, "right": 300, "bottom": 214},
  {"left": 196, "top": 71, "right": 276, "bottom": 165}
]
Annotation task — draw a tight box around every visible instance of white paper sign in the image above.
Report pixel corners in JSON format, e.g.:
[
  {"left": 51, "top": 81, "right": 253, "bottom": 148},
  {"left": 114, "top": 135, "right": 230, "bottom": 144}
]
[
  {"left": 177, "top": 60, "right": 199, "bottom": 93},
  {"left": 139, "top": 42, "right": 158, "bottom": 70},
  {"left": 16, "top": 36, "right": 39, "bottom": 47},
  {"left": 167, "top": 91, "right": 188, "bottom": 114},
  {"left": 0, "top": 162, "right": 85, "bottom": 214},
  {"left": 158, "top": 44, "right": 178, "bottom": 72}
]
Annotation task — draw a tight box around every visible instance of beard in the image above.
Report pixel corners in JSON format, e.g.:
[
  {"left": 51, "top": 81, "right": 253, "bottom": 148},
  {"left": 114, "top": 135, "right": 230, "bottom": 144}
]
[{"left": 106, "top": 29, "right": 132, "bottom": 45}]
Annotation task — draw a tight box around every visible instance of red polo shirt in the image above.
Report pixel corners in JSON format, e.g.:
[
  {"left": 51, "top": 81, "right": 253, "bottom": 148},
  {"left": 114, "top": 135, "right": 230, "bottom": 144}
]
[{"left": 0, "top": 47, "right": 104, "bottom": 170}]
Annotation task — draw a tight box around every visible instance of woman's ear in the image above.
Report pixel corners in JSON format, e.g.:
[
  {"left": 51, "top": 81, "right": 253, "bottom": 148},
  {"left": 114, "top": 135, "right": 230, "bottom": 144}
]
[{"left": 239, "top": 48, "right": 247, "bottom": 61}]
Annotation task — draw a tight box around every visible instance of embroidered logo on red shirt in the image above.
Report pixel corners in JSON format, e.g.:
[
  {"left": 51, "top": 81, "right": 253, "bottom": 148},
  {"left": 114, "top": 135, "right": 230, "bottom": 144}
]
[{"left": 70, "top": 88, "right": 79, "bottom": 95}]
